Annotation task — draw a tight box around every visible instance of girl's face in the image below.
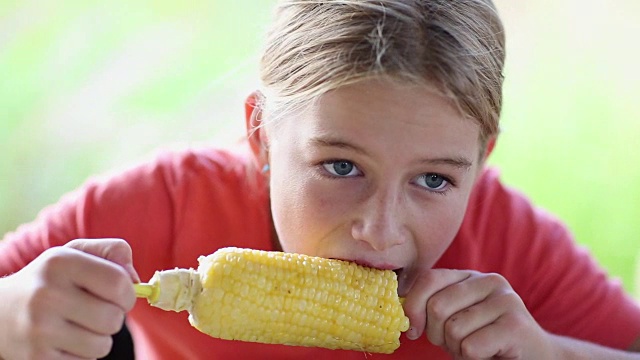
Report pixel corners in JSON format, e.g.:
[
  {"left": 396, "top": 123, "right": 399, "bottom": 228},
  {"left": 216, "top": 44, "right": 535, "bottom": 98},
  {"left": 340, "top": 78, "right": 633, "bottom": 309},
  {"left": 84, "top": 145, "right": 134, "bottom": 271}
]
[{"left": 257, "top": 78, "right": 484, "bottom": 290}]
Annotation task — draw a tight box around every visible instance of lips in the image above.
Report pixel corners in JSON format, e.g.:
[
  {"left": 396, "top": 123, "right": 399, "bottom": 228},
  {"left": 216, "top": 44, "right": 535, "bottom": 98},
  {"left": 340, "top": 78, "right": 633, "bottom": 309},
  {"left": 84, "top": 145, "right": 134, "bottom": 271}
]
[{"left": 352, "top": 259, "right": 400, "bottom": 271}]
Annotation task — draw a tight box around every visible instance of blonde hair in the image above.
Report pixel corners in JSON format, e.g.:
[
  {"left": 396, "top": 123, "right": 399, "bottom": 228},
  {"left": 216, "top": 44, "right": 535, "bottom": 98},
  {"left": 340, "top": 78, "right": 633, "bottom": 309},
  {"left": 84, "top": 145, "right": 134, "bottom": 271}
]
[{"left": 258, "top": 0, "right": 505, "bottom": 147}]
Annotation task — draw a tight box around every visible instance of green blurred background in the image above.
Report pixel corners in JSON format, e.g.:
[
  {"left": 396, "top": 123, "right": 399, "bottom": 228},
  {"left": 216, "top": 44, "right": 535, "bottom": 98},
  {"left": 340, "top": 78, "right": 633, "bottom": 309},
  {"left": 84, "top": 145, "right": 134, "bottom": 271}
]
[{"left": 1, "top": 1, "right": 639, "bottom": 295}]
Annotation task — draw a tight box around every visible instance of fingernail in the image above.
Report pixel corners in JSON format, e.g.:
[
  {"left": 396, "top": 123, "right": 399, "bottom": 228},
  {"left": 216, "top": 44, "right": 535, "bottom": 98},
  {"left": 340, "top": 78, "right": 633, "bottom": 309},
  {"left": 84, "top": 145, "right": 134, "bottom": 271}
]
[{"left": 406, "top": 327, "right": 417, "bottom": 340}]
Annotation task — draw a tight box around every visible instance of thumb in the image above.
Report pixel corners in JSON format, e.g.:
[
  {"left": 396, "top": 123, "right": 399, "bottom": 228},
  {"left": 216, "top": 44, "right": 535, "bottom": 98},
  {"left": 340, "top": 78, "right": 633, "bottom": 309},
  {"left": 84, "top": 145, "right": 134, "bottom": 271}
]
[{"left": 65, "top": 238, "right": 141, "bottom": 282}]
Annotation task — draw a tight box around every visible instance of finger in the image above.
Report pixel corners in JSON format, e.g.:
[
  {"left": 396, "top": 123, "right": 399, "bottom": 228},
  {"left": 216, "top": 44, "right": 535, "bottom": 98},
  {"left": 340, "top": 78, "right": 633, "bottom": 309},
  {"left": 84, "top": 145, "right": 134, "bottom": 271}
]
[
  {"left": 59, "top": 249, "right": 136, "bottom": 312},
  {"left": 54, "top": 320, "right": 113, "bottom": 359},
  {"left": 461, "top": 292, "right": 538, "bottom": 359},
  {"left": 65, "top": 238, "right": 140, "bottom": 282},
  {"left": 442, "top": 291, "right": 509, "bottom": 357},
  {"left": 62, "top": 286, "right": 126, "bottom": 336},
  {"left": 402, "top": 269, "right": 472, "bottom": 340},
  {"left": 458, "top": 314, "right": 521, "bottom": 359},
  {"left": 426, "top": 273, "right": 503, "bottom": 347},
  {"left": 36, "top": 349, "right": 92, "bottom": 360},
  {"left": 25, "top": 306, "right": 112, "bottom": 360},
  {"left": 58, "top": 354, "right": 95, "bottom": 360}
]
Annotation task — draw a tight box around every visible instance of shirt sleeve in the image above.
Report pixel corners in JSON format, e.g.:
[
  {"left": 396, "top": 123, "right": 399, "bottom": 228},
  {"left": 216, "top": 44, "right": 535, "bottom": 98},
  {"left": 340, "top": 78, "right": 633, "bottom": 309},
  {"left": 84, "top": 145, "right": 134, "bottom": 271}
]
[
  {"left": 519, "top": 215, "right": 640, "bottom": 349},
  {"left": 477, "top": 170, "right": 640, "bottom": 350},
  {"left": 0, "top": 154, "right": 176, "bottom": 280}
]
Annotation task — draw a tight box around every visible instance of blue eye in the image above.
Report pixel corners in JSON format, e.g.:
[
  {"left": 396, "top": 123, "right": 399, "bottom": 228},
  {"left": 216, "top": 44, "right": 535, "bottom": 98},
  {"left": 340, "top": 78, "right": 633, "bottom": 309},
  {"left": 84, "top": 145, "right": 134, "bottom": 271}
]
[
  {"left": 415, "top": 173, "right": 449, "bottom": 191},
  {"left": 322, "top": 161, "right": 361, "bottom": 177}
]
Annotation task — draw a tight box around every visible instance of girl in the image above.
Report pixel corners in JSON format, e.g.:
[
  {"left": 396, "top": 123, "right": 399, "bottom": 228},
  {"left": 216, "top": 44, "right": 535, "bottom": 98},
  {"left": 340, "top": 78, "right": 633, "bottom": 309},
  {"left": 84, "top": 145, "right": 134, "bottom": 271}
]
[{"left": 1, "top": 1, "right": 639, "bottom": 359}]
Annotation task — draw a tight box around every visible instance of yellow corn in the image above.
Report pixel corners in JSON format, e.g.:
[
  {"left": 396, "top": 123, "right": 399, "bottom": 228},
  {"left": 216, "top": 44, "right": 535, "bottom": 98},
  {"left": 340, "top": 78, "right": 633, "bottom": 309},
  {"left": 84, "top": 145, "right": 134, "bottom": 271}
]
[{"left": 134, "top": 247, "right": 409, "bottom": 354}]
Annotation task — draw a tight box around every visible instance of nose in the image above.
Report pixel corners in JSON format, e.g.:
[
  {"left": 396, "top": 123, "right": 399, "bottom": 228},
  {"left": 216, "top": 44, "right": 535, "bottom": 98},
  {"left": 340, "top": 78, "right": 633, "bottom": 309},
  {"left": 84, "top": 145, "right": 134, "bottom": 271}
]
[{"left": 351, "top": 188, "right": 410, "bottom": 251}]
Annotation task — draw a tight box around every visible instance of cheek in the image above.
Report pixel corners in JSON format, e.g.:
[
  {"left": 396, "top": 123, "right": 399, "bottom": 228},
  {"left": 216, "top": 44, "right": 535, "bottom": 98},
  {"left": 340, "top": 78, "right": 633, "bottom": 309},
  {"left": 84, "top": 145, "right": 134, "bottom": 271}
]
[
  {"left": 270, "top": 172, "right": 357, "bottom": 254},
  {"left": 269, "top": 169, "right": 306, "bottom": 252},
  {"left": 412, "top": 195, "right": 470, "bottom": 266}
]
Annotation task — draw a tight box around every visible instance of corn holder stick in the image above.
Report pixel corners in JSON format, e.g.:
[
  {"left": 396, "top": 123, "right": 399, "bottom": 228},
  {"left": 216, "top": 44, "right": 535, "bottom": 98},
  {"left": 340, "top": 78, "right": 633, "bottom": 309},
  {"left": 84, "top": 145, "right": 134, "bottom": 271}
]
[{"left": 134, "top": 247, "right": 409, "bottom": 354}]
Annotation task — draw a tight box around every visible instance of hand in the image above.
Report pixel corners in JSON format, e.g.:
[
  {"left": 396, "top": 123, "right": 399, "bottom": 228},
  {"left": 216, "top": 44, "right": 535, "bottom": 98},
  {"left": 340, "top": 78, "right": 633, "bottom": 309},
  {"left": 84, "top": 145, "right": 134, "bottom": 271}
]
[
  {"left": 0, "top": 239, "right": 138, "bottom": 360},
  {"left": 401, "top": 269, "right": 553, "bottom": 359}
]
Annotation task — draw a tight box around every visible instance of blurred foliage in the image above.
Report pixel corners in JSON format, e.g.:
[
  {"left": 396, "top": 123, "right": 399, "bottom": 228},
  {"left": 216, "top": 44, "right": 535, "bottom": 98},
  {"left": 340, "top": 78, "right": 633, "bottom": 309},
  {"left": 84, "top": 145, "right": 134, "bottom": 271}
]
[{"left": 1, "top": 1, "right": 639, "bottom": 293}]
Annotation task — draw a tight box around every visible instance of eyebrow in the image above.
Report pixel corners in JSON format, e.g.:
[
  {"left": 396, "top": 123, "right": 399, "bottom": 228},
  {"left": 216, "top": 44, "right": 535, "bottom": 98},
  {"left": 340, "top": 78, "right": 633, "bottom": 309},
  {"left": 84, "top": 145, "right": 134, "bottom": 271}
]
[
  {"left": 417, "top": 157, "right": 473, "bottom": 170},
  {"left": 309, "top": 136, "right": 474, "bottom": 170},
  {"left": 310, "top": 137, "right": 367, "bottom": 154}
]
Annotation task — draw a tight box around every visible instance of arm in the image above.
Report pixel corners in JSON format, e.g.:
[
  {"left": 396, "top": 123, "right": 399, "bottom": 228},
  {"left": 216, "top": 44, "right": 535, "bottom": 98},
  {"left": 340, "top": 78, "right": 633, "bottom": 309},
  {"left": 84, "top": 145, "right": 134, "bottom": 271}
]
[
  {"left": 550, "top": 334, "right": 640, "bottom": 359},
  {"left": 1, "top": 153, "right": 176, "bottom": 281}
]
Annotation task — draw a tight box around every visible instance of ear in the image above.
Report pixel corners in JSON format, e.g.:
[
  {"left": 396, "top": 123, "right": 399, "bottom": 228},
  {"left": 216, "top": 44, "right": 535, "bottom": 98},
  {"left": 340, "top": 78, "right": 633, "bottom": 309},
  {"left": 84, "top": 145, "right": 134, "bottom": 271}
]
[
  {"left": 474, "top": 136, "right": 497, "bottom": 180},
  {"left": 482, "top": 136, "right": 497, "bottom": 163},
  {"left": 245, "top": 91, "right": 269, "bottom": 169}
]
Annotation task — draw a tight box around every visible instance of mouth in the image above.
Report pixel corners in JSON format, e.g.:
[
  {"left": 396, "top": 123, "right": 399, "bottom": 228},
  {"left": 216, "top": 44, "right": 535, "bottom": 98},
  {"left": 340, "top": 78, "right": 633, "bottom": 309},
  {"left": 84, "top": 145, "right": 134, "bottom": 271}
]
[
  {"left": 392, "top": 268, "right": 404, "bottom": 279},
  {"left": 331, "top": 257, "right": 404, "bottom": 275}
]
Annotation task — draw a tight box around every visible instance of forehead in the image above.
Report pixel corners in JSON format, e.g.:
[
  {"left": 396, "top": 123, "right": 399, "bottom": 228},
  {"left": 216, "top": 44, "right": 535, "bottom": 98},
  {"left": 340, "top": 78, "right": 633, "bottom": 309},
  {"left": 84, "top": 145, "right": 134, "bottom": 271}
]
[{"left": 269, "top": 79, "right": 481, "bottom": 161}]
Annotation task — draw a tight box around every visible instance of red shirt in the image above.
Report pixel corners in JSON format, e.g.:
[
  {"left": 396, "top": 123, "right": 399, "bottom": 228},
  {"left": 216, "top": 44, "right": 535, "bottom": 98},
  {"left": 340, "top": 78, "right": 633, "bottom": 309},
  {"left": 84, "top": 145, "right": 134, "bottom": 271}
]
[{"left": 2, "top": 147, "right": 639, "bottom": 359}]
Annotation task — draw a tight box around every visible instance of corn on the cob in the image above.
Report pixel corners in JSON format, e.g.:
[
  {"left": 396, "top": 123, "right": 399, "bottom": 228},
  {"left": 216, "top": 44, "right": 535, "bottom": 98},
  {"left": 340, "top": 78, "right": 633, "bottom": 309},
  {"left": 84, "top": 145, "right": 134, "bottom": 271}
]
[{"left": 134, "top": 247, "right": 410, "bottom": 353}]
